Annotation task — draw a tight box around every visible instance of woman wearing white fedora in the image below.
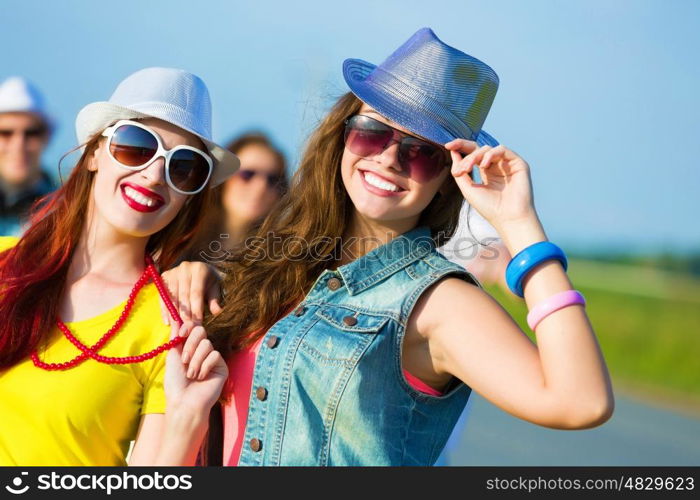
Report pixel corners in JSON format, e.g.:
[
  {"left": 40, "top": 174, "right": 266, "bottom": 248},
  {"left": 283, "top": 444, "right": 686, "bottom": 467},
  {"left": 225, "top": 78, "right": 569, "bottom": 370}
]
[{"left": 0, "top": 67, "right": 236, "bottom": 466}]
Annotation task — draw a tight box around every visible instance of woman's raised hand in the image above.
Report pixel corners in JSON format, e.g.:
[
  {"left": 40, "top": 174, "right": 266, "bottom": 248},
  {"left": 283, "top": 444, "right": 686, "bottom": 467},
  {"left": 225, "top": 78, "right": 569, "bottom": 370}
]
[
  {"left": 445, "top": 139, "right": 536, "bottom": 230},
  {"left": 159, "top": 261, "right": 223, "bottom": 326}
]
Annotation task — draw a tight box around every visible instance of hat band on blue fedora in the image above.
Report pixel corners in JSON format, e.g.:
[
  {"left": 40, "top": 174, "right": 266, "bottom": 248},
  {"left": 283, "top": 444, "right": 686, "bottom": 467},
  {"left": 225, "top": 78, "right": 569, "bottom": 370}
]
[{"left": 368, "top": 66, "right": 477, "bottom": 142}]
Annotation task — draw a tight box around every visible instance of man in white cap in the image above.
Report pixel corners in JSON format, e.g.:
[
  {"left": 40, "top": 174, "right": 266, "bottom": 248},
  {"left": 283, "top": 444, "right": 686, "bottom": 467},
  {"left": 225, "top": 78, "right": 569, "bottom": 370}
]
[{"left": 0, "top": 76, "right": 57, "bottom": 236}]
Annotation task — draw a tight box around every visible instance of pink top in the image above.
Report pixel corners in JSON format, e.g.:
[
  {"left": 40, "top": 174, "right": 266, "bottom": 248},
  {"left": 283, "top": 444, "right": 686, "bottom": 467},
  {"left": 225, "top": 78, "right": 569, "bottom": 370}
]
[
  {"left": 221, "top": 336, "right": 264, "bottom": 466},
  {"left": 221, "top": 332, "right": 443, "bottom": 466}
]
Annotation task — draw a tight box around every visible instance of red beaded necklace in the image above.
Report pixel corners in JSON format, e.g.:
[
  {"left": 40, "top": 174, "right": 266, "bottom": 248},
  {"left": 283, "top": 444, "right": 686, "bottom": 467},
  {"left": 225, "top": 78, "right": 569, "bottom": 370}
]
[{"left": 31, "top": 255, "right": 185, "bottom": 371}]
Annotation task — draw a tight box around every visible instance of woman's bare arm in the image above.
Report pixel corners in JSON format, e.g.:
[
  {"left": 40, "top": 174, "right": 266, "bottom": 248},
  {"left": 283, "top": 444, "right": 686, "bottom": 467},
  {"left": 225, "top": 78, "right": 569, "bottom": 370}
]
[{"left": 415, "top": 214, "right": 613, "bottom": 429}]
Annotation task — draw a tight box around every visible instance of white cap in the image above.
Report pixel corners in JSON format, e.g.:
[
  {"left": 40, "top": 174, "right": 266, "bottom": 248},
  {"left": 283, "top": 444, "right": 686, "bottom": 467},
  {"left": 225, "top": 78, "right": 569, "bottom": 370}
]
[
  {"left": 438, "top": 204, "right": 501, "bottom": 263},
  {"left": 0, "top": 76, "right": 54, "bottom": 129}
]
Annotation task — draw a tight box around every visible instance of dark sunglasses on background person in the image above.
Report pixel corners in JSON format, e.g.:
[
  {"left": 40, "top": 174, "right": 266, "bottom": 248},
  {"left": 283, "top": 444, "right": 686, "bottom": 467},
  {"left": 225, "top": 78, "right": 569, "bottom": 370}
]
[
  {"left": 235, "top": 168, "right": 286, "bottom": 191},
  {"left": 101, "top": 120, "right": 213, "bottom": 195},
  {"left": 343, "top": 114, "right": 452, "bottom": 183}
]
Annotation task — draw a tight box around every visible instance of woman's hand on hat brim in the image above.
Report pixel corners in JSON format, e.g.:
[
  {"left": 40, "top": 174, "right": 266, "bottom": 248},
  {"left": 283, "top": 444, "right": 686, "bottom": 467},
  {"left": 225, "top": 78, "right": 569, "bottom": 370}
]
[{"left": 445, "top": 139, "right": 536, "bottom": 229}]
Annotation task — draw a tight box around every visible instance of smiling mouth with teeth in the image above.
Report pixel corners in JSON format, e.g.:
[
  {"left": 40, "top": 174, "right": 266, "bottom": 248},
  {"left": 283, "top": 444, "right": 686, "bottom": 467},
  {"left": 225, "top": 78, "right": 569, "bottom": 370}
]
[
  {"left": 120, "top": 184, "right": 165, "bottom": 213},
  {"left": 125, "top": 186, "right": 158, "bottom": 206},
  {"left": 360, "top": 170, "right": 405, "bottom": 194}
]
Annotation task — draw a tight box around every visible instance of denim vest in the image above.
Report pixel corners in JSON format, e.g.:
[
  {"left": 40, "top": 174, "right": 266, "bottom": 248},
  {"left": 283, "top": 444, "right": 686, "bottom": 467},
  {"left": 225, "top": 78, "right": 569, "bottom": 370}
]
[{"left": 237, "top": 225, "right": 483, "bottom": 466}]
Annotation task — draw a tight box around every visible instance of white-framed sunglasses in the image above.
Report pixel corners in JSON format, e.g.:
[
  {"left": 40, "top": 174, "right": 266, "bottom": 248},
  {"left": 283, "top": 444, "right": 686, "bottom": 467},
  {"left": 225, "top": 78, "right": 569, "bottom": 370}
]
[{"left": 101, "top": 119, "right": 214, "bottom": 195}]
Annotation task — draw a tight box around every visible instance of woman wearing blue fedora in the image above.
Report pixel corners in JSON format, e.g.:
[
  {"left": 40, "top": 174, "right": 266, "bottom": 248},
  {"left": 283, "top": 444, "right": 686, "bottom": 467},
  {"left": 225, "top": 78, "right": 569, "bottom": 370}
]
[
  {"left": 167, "top": 27, "right": 615, "bottom": 466},
  {"left": 0, "top": 67, "right": 235, "bottom": 465}
]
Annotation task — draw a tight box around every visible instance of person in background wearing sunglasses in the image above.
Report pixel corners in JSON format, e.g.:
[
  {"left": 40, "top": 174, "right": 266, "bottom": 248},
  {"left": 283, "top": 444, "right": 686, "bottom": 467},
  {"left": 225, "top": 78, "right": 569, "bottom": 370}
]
[
  {"left": 165, "top": 28, "right": 614, "bottom": 466},
  {"left": 180, "top": 132, "right": 287, "bottom": 264},
  {"left": 0, "top": 67, "right": 235, "bottom": 466},
  {"left": 0, "top": 77, "right": 58, "bottom": 237}
]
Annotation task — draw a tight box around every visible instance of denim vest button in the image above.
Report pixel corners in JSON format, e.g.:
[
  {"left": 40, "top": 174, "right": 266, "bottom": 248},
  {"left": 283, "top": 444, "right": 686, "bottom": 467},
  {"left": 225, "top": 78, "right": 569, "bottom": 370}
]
[
  {"left": 250, "top": 438, "right": 262, "bottom": 452},
  {"left": 256, "top": 386, "right": 268, "bottom": 401},
  {"left": 327, "top": 277, "right": 342, "bottom": 290},
  {"left": 266, "top": 335, "right": 279, "bottom": 348},
  {"left": 342, "top": 316, "right": 357, "bottom": 326},
  {"left": 294, "top": 305, "right": 305, "bottom": 316}
]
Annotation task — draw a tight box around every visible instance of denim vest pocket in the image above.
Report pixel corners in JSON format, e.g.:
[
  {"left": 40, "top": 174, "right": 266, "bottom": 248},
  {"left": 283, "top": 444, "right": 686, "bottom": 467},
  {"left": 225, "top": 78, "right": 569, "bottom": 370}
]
[
  {"left": 316, "top": 306, "right": 389, "bottom": 333},
  {"left": 297, "top": 306, "right": 389, "bottom": 364}
]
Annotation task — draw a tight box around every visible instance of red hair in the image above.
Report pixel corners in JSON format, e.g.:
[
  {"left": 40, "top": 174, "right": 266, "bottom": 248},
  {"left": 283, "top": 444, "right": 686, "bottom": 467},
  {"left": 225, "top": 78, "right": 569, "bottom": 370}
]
[{"left": 0, "top": 134, "right": 213, "bottom": 369}]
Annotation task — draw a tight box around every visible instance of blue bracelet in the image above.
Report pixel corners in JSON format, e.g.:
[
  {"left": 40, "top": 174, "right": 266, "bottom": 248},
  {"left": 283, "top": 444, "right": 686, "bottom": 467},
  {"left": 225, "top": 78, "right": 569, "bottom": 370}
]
[{"left": 505, "top": 241, "right": 568, "bottom": 297}]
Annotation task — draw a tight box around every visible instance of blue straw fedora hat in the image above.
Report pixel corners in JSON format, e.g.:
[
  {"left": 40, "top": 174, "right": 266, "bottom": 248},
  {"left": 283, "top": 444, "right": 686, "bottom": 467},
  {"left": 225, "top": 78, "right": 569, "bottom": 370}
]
[
  {"left": 343, "top": 27, "right": 499, "bottom": 147},
  {"left": 75, "top": 67, "right": 239, "bottom": 187}
]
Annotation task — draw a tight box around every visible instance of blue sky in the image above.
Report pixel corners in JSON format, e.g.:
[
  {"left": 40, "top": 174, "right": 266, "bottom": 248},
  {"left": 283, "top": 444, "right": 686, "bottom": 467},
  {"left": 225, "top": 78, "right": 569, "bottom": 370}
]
[{"left": 2, "top": 0, "right": 698, "bottom": 254}]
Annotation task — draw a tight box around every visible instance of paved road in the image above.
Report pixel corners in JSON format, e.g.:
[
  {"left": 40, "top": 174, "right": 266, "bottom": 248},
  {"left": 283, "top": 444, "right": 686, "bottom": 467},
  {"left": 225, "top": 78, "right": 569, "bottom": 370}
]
[{"left": 441, "top": 393, "right": 700, "bottom": 466}]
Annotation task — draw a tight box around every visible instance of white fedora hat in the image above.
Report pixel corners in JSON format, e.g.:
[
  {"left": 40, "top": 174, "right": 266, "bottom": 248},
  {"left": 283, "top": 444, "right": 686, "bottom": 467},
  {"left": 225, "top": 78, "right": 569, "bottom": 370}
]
[{"left": 75, "top": 67, "right": 239, "bottom": 187}]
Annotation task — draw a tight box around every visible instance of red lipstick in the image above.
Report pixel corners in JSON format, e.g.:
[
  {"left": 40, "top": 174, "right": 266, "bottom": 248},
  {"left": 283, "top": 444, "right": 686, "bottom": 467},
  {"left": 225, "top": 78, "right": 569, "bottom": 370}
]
[{"left": 120, "top": 182, "right": 165, "bottom": 213}]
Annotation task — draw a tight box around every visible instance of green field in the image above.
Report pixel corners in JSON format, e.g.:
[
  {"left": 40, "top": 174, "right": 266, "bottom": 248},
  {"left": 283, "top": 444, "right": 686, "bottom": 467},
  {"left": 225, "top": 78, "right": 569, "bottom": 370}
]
[{"left": 484, "top": 258, "right": 700, "bottom": 412}]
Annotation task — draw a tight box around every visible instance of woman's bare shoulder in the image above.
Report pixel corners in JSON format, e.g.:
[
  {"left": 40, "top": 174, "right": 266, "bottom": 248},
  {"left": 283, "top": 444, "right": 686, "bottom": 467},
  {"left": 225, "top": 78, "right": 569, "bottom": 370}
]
[{"left": 408, "top": 275, "right": 494, "bottom": 341}]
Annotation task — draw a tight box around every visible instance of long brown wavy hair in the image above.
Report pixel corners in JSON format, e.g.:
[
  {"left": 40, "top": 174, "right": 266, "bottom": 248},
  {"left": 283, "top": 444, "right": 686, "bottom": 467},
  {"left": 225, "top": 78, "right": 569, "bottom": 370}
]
[
  {"left": 206, "top": 93, "right": 465, "bottom": 354},
  {"left": 0, "top": 130, "right": 213, "bottom": 369}
]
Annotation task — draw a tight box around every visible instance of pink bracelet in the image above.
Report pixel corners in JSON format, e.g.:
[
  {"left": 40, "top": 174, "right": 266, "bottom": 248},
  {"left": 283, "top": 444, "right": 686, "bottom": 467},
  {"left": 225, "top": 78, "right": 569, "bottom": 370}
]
[{"left": 526, "top": 290, "right": 586, "bottom": 330}]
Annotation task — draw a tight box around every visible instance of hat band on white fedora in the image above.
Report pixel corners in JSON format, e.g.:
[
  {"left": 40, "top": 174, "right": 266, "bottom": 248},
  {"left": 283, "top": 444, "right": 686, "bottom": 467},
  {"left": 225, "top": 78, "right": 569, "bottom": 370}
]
[{"left": 121, "top": 102, "right": 211, "bottom": 139}]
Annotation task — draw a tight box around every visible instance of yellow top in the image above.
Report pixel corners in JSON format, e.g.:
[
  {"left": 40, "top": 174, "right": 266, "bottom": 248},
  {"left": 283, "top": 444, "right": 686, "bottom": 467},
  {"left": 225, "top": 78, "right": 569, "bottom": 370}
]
[{"left": 0, "top": 236, "right": 170, "bottom": 466}]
